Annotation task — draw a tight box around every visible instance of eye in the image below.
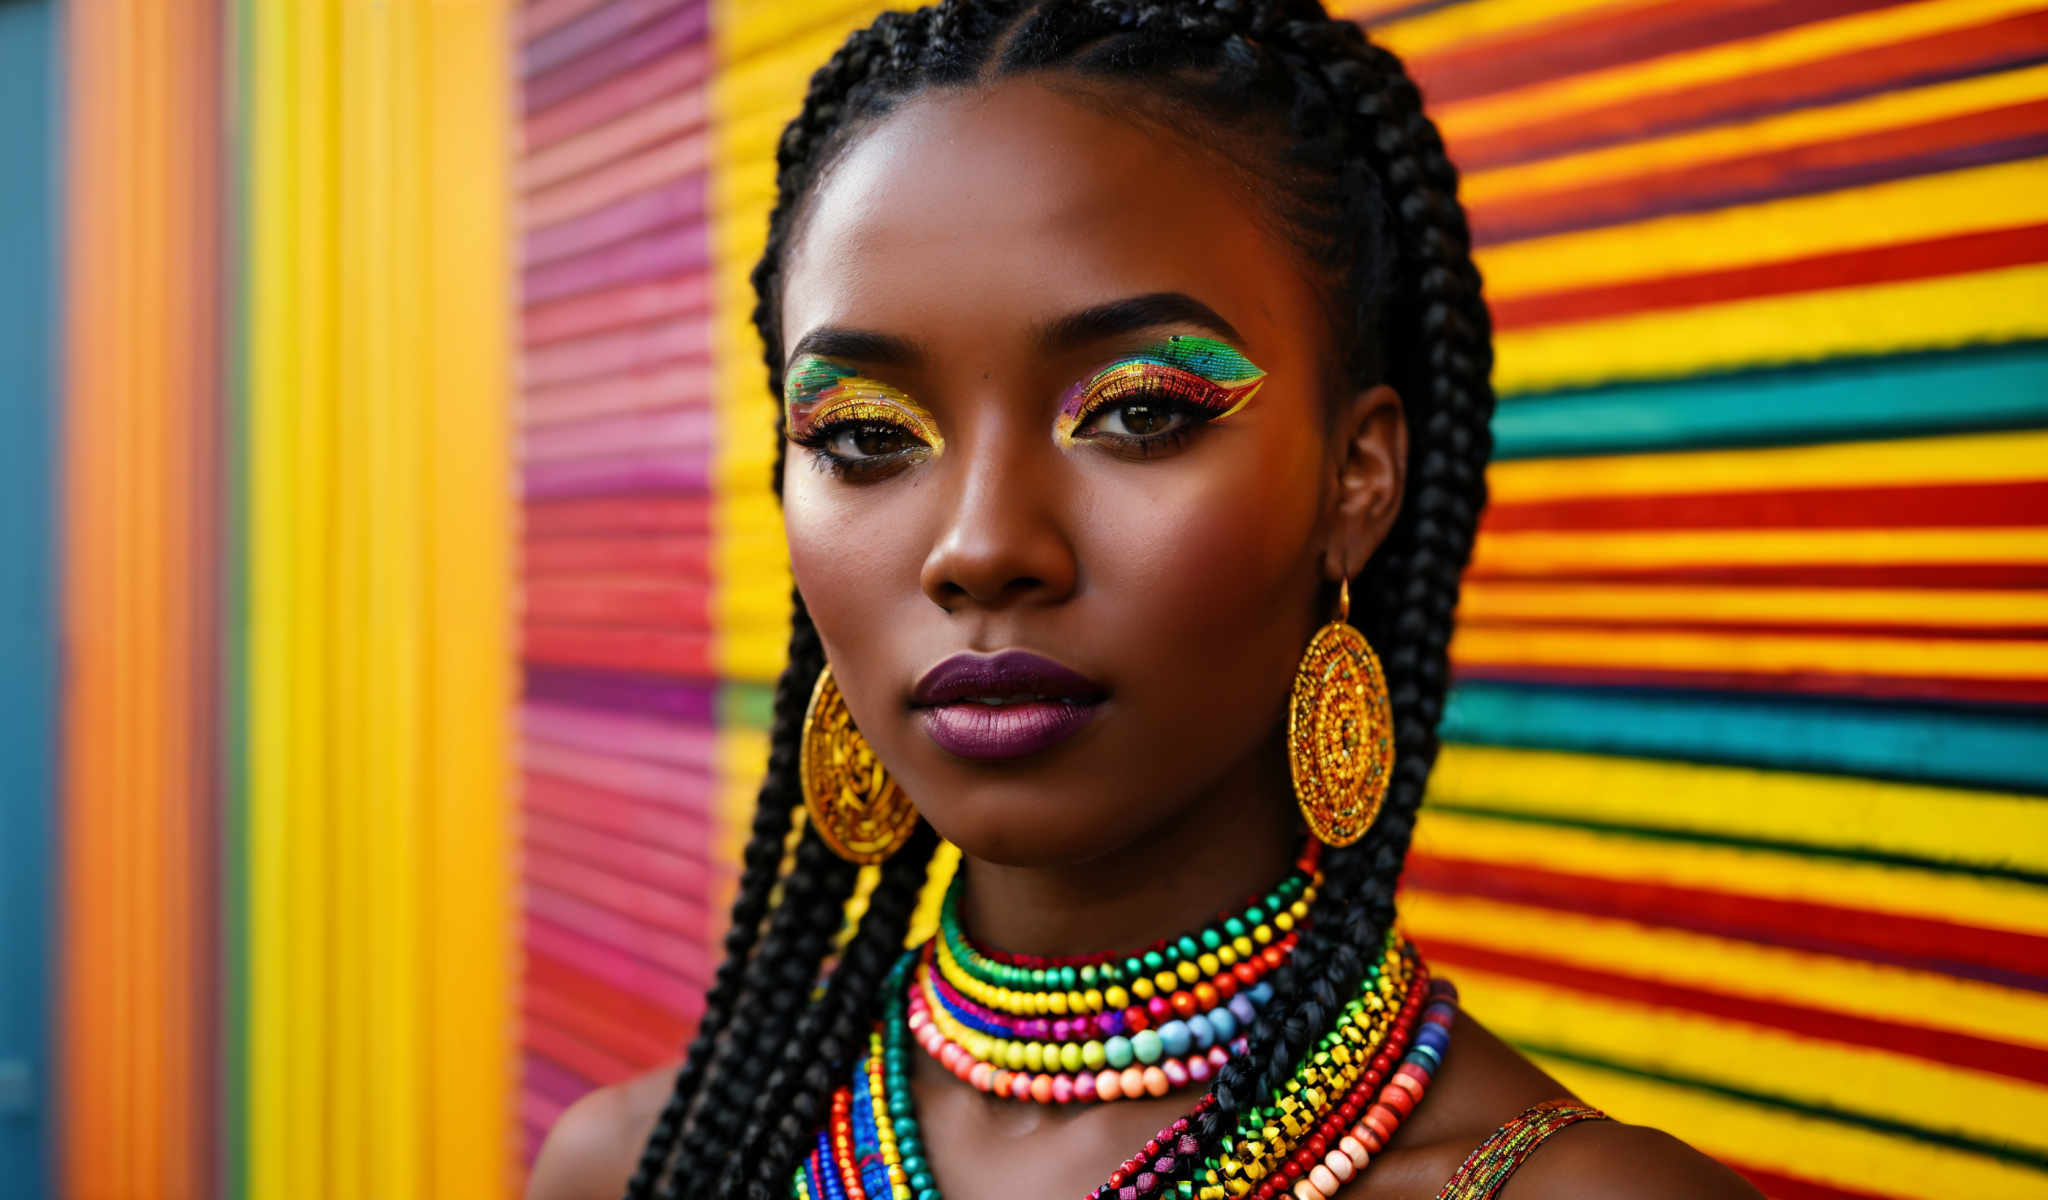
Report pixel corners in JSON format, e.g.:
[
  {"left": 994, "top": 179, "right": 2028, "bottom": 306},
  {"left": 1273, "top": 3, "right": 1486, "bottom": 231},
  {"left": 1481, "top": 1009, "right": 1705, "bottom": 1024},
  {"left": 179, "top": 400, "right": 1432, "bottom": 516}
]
[
  {"left": 822, "top": 421, "right": 925, "bottom": 460},
  {"left": 1075, "top": 397, "right": 1195, "bottom": 440}
]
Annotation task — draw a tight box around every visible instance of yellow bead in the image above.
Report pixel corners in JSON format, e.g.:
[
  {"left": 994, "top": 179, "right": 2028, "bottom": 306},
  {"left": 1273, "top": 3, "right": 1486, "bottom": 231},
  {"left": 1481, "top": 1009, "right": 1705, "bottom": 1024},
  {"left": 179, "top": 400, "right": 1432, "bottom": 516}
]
[
  {"left": 1217, "top": 945, "right": 1238, "bottom": 966},
  {"left": 1154, "top": 970, "right": 1178, "bottom": 992},
  {"left": 1254, "top": 924, "right": 1274, "bottom": 945},
  {"left": 1048, "top": 991, "right": 1069, "bottom": 1015},
  {"left": 1197, "top": 952, "right": 1220, "bottom": 975},
  {"left": 1105, "top": 985, "right": 1130, "bottom": 1009},
  {"left": 1176, "top": 960, "right": 1201, "bottom": 984},
  {"left": 1274, "top": 911, "right": 1295, "bottom": 932},
  {"left": 1233, "top": 936, "right": 1254, "bottom": 957},
  {"left": 1084, "top": 988, "right": 1104, "bottom": 1010},
  {"left": 1133, "top": 978, "right": 1156, "bottom": 1000}
]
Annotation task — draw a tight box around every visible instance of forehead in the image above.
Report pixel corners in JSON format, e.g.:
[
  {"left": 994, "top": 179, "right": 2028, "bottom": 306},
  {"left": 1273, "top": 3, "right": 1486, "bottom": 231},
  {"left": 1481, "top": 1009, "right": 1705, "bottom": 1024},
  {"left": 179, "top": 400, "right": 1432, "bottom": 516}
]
[{"left": 779, "top": 77, "right": 1310, "bottom": 354}]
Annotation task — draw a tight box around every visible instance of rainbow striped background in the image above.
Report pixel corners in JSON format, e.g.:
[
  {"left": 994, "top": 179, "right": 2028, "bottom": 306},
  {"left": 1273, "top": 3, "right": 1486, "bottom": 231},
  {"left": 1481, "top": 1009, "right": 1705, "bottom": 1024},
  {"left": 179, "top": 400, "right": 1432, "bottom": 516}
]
[{"left": 5, "top": 0, "right": 2043, "bottom": 1196}]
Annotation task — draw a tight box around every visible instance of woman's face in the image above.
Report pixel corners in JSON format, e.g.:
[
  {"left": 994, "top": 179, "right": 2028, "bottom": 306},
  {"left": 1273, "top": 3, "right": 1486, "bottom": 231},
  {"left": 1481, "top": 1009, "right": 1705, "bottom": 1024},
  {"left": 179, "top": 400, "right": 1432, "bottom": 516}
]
[{"left": 779, "top": 78, "right": 1401, "bottom": 868}]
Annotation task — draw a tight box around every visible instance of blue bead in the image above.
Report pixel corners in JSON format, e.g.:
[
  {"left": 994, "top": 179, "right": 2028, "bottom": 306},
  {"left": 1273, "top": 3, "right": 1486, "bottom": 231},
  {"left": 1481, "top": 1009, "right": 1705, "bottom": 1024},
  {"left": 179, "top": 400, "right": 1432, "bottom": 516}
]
[
  {"left": 1228, "top": 994, "right": 1257, "bottom": 1025},
  {"left": 1106, "top": 1035, "right": 1134, "bottom": 1069},
  {"left": 1186, "top": 1013, "right": 1215, "bottom": 1049},
  {"left": 1249, "top": 981, "right": 1274, "bottom": 1005},
  {"left": 1208, "top": 1007, "right": 1237, "bottom": 1041},
  {"left": 1159, "top": 1020, "right": 1192, "bottom": 1058}
]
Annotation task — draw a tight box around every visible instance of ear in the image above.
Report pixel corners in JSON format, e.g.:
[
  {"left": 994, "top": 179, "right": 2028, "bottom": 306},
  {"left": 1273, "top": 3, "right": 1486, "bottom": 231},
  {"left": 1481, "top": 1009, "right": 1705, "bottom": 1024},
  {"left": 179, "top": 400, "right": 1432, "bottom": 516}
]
[{"left": 1321, "top": 384, "right": 1406, "bottom": 583}]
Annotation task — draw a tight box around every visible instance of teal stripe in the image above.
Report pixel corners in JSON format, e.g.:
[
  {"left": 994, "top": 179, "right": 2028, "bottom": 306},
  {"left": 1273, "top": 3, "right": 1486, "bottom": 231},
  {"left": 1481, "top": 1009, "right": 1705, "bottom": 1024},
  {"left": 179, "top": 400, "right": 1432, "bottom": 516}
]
[
  {"left": 1423, "top": 800, "right": 2048, "bottom": 888},
  {"left": 1494, "top": 342, "right": 2048, "bottom": 459},
  {"left": 1519, "top": 1040, "right": 2048, "bottom": 1171},
  {"left": 1444, "top": 683, "right": 2048, "bottom": 794}
]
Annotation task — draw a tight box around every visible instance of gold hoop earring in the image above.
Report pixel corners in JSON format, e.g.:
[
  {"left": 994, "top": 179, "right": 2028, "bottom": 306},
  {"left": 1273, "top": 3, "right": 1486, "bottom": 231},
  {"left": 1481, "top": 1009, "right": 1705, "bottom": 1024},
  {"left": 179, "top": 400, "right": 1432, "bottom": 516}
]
[
  {"left": 801, "top": 662, "right": 918, "bottom": 864},
  {"left": 1287, "top": 579, "right": 1394, "bottom": 847}
]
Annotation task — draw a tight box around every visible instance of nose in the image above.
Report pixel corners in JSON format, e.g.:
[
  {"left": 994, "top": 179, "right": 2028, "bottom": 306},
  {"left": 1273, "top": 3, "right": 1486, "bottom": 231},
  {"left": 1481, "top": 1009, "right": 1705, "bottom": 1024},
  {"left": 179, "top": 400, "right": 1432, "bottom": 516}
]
[{"left": 919, "top": 432, "right": 1078, "bottom": 613}]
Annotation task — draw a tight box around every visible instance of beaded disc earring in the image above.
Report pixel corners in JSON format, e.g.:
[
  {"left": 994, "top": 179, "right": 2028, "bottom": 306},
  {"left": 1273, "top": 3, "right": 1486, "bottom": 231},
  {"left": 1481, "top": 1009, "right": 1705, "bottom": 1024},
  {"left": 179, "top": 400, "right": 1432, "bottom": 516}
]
[
  {"left": 800, "top": 662, "right": 919, "bottom": 863},
  {"left": 1287, "top": 578, "right": 1395, "bottom": 847}
]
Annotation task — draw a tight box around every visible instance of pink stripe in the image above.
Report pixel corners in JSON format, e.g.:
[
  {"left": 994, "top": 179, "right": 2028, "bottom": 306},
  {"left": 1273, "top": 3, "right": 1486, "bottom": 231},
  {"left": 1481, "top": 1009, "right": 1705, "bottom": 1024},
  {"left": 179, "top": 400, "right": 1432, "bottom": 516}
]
[
  {"left": 527, "top": 917, "right": 704, "bottom": 1018},
  {"left": 523, "top": 837, "right": 711, "bottom": 927},
  {"left": 522, "top": 700, "right": 715, "bottom": 765},
  {"left": 524, "top": 43, "right": 712, "bottom": 151},
  {"left": 520, "top": 0, "right": 612, "bottom": 42},
  {"left": 525, "top": 225, "right": 709, "bottom": 311},
  {"left": 524, "top": 269, "right": 711, "bottom": 346},
  {"left": 524, "top": 738, "right": 713, "bottom": 806},
  {"left": 523, "top": 450, "right": 709, "bottom": 498},
  {"left": 521, "top": 83, "right": 708, "bottom": 194},
  {"left": 525, "top": 174, "right": 704, "bottom": 268},
  {"left": 526, "top": 881, "right": 715, "bottom": 978},
  {"left": 525, "top": 130, "right": 709, "bottom": 230},
  {"left": 524, "top": 0, "right": 689, "bottom": 78},
  {"left": 521, "top": 406, "right": 713, "bottom": 463},
  {"left": 523, "top": 772, "right": 711, "bottom": 854},
  {"left": 525, "top": 809, "right": 714, "bottom": 890},
  {"left": 522, "top": 361, "right": 712, "bottom": 426}
]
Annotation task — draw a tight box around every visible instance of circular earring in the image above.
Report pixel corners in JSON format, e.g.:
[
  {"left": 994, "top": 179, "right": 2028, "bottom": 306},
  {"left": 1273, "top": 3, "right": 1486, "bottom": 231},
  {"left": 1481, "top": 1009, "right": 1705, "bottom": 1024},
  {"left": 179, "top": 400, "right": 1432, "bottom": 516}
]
[
  {"left": 800, "top": 662, "right": 919, "bottom": 864},
  {"left": 1287, "top": 578, "right": 1395, "bottom": 847}
]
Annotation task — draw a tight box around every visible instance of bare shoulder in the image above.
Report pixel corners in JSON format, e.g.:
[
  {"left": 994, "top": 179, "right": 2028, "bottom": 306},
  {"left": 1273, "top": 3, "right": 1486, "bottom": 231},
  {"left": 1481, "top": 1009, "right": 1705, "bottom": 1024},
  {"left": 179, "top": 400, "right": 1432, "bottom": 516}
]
[
  {"left": 526, "top": 1063, "right": 681, "bottom": 1200},
  {"left": 1497, "top": 1118, "right": 1763, "bottom": 1200}
]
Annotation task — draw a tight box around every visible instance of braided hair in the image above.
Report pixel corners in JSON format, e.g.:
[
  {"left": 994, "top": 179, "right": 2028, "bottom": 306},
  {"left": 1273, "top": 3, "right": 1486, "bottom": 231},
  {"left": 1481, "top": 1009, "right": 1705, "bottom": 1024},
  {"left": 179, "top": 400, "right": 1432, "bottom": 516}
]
[{"left": 627, "top": 3, "right": 1494, "bottom": 1195}]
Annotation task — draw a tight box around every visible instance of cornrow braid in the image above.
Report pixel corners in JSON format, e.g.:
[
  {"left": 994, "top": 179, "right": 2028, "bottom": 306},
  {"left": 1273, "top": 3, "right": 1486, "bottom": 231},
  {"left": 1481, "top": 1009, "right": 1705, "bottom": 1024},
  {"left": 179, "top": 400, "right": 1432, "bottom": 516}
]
[{"left": 636, "top": 2, "right": 1494, "bottom": 1196}]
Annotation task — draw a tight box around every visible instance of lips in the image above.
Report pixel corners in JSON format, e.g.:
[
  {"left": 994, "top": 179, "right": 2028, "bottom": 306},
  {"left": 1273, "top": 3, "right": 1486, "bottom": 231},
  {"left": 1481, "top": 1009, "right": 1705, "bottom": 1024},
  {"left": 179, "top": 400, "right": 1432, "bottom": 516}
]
[{"left": 911, "top": 650, "right": 1106, "bottom": 761}]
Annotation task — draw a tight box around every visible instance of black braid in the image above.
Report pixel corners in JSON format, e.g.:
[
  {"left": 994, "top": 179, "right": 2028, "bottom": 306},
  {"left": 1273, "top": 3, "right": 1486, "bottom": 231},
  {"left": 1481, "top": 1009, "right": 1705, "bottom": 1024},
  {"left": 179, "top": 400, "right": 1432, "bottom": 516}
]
[{"left": 637, "top": 2, "right": 1494, "bottom": 1195}]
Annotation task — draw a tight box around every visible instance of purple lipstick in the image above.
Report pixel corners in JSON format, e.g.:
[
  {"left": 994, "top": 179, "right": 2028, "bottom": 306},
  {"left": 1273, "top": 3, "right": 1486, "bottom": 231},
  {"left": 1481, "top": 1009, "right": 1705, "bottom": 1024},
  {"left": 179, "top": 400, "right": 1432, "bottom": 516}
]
[{"left": 911, "top": 650, "right": 1106, "bottom": 761}]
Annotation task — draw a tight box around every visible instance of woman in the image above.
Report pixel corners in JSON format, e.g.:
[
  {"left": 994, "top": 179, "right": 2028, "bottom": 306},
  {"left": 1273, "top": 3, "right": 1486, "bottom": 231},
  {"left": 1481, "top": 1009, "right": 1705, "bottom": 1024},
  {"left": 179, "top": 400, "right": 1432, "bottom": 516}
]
[{"left": 532, "top": 2, "right": 1764, "bottom": 1197}]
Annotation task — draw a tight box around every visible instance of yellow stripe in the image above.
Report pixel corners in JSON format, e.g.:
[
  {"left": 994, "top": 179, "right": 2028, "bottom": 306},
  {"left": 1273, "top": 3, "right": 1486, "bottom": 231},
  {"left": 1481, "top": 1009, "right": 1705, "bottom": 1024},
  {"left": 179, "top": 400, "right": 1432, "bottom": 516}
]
[
  {"left": 1497, "top": 259, "right": 2048, "bottom": 393},
  {"left": 1373, "top": 0, "right": 1670, "bottom": 59},
  {"left": 1436, "top": 0, "right": 2048, "bottom": 144},
  {"left": 1404, "top": 891, "right": 2048, "bottom": 1051},
  {"left": 1470, "top": 526, "right": 2048, "bottom": 571},
  {"left": 1523, "top": 1051, "right": 2048, "bottom": 1197},
  {"left": 1458, "top": 582, "right": 2048, "bottom": 628},
  {"left": 1452, "top": 623, "right": 2048, "bottom": 678},
  {"left": 1457, "top": 968, "right": 2048, "bottom": 1155},
  {"left": 1487, "top": 428, "right": 2048, "bottom": 503},
  {"left": 1429, "top": 744, "right": 2048, "bottom": 872},
  {"left": 1477, "top": 158, "right": 2048, "bottom": 299},
  {"left": 1413, "top": 806, "right": 2048, "bottom": 938},
  {"left": 1466, "top": 61, "right": 2048, "bottom": 205}
]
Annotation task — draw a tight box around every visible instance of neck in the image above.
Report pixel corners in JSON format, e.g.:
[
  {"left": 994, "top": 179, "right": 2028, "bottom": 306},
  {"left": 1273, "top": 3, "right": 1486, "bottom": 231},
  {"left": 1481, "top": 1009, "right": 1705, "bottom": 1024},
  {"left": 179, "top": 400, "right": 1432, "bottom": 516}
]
[{"left": 951, "top": 746, "right": 1301, "bottom": 960}]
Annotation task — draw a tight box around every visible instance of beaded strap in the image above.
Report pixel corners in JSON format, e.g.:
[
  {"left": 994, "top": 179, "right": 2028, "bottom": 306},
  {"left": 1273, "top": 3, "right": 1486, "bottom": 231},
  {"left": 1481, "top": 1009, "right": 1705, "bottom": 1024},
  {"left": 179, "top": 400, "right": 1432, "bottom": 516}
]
[{"left": 1432, "top": 1099, "right": 1608, "bottom": 1200}]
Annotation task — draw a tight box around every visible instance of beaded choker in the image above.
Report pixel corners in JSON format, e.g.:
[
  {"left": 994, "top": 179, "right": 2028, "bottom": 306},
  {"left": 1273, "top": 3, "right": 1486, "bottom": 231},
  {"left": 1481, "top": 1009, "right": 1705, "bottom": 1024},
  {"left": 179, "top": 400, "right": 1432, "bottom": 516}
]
[{"left": 913, "top": 843, "right": 1323, "bottom": 1105}]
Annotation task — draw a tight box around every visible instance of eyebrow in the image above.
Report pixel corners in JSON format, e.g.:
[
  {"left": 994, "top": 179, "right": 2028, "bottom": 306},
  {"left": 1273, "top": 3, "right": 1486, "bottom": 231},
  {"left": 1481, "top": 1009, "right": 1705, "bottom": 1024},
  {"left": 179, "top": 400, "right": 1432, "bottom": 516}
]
[{"left": 784, "top": 292, "right": 1246, "bottom": 372}]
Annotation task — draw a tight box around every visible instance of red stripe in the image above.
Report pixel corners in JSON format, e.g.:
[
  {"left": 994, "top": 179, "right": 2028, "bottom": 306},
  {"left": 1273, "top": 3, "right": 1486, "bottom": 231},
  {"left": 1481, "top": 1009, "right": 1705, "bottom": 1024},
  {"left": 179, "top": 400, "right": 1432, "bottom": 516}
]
[
  {"left": 1447, "top": 15, "right": 2048, "bottom": 171},
  {"left": 523, "top": 269, "right": 711, "bottom": 345},
  {"left": 1723, "top": 1162, "right": 1905, "bottom": 1200},
  {"left": 525, "top": 1014, "right": 639, "bottom": 1088},
  {"left": 527, "top": 947, "right": 696, "bottom": 1029},
  {"left": 1451, "top": 662, "right": 2048, "bottom": 706},
  {"left": 524, "top": 984, "right": 681, "bottom": 1069},
  {"left": 1463, "top": 563, "right": 2048, "bottom": 588},
  {"left": 1492, "top": 220, "right": 2048, "bottom": 328},
  {"left": 523, "top": 773, "right": 712, "bottom": 854},
  {"left": 1478, "top": 97, "right": 2048, "bottom": 249},
  {"left": 1415, "top": 935, "right": 2048, "bottom": 1085},
  {"left": 1411, "top": 0, "right": 1898, "bottom": 105},
  {"left": 1460, "top": 615, "right": 2048, "bottom": 639},
  {"left": 1482, "top": 480, "right": 2048, "bottom": 534},
  {"left": 525, "top": 579, "right": 711, "bottom": 626},
  {"left": 523, "top": 533, "right": 710, "bottom": 575},
  {"left": 522, "top": 623, "right": 713, "bottom": 676},
  {"left": 524, "top": 494, "right": 710, "bottom": 536},
  {"left": 1404, "top": 853, "right": 2048, "bottom": 981}
]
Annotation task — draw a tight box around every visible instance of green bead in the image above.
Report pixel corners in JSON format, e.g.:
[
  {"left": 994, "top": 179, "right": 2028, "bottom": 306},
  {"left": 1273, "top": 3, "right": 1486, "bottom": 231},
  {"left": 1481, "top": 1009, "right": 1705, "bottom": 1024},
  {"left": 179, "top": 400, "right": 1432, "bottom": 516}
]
[
  {"left": 1105, "top": 1035, "right": 1134, "bottom": 1069},
  {"left": 1223, "top": 918, "right": 1245, "bottom": 939},
  {"left": 1124, "top": 956, "right": 1144, "bottom": 978},
  {"left": 1059, "top": 1042, "right": 1084, "bottom": 1072},
  {"left": 1058, "top": 966, "right": 1078, "bottom": 990},
  {"left": 1079, "top": 964, "right": 1099, "bottom": 987},
  {"left": 1142, "top": 950, "right": 1165, "bottom": 971},
  {"left": 1175, "top": 935, "right": 1199, "bottom": 960},
  {"left": 1131, "top": 1029, "right": 1163, "bottom": 1065},
  {"left": 1244, "top": 905, "right": 1265, "bottom": 924},
  {"left": 1201, "top": 928, "right": 1222, "bottom": 950}
]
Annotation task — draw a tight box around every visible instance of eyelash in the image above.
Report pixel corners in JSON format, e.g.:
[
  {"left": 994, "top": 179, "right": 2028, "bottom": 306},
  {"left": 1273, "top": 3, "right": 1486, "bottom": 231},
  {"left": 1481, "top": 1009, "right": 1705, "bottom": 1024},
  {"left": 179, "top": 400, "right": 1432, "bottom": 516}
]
[
  {"left": 1063, "top": 367, "right": 1240, "bottom": 457},
  {"left": 792, "top": 417, "right": 933, "bottom": 481}
]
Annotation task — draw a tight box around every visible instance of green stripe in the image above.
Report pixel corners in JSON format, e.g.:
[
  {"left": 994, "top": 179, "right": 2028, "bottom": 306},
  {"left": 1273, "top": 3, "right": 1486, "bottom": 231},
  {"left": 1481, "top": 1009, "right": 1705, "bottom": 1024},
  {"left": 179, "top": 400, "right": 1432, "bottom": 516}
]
[
  {"left": 722, "top": 681, "right": 777, "bottom": 732},
  {"left": 1422, "top": 800, "right": 2048, "bottom": 888},
  {"left": 221, "top": 1, "right": 252, "bottom": 1195},
  {"left": 1519, "top": 1040, "right": 2048, "bottom": 1170},
  {"left": 1494, "top": 342, "right": 2048, "bottom": 458},
  {"left": 1444, "top": 684, "right": 2048, "bottom": 794}
]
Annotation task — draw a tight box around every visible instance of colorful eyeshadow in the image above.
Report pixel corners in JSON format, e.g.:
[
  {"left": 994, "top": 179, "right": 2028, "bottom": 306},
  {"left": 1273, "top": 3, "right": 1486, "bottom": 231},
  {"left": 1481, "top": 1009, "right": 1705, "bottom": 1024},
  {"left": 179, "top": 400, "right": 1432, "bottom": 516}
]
[
  {"left": 784, "top": 356, "right": 944, "bottom": 455},
  {"left": 1054, "top": 334, "right": 1267, "bottom": 445}
]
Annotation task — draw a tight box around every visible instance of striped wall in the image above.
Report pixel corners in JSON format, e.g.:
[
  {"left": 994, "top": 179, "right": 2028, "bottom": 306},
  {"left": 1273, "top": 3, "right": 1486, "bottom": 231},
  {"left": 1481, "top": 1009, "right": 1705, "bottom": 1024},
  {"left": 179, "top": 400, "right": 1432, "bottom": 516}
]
[
  {"left": 501, "top": 1, "right": 2048, "bottom": 1197},
  {"left": 53, "top": 3, "right": 516, "bottom": 1197}
]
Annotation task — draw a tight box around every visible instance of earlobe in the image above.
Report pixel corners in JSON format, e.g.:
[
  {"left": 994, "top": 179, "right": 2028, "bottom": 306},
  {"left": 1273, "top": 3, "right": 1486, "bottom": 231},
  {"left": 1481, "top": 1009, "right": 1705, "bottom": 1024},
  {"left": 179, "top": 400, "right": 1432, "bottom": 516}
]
[{"left": 1322, "top": 383, "right": 1406, "bottom": 583}]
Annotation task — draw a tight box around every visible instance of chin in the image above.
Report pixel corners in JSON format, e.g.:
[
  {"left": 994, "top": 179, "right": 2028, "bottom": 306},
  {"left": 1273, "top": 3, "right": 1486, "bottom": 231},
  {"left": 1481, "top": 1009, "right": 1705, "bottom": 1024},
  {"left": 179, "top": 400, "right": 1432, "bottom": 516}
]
[{"left": 908, "top": 770, "right": 1161, "bottom": 870}]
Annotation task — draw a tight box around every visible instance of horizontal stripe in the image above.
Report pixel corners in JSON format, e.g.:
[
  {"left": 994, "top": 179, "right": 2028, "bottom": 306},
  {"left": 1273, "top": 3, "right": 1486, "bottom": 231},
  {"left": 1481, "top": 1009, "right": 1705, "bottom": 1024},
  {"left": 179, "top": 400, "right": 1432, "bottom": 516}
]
[
  {"left": 525, "top": 737, "right": 712, "bottom": 809},
  {"left": 1430, "top": 744, "right": 2048, "bottom": 873},
  {"left": 1442, "top": 682, "right": 2048, "bottom": 792},
  {"left": 1458, "top": 580, "right": 2048, "bottom": 625},
  {"left": 1434, "top": 0, "right": 2047, "bottom": 146},
  {"left": 526, "top": 947, "right": 694, "bottom": 1035},
  {"left": 1477, "top": 159, "right": 2048, "bottom": 300},
  {"left": 525, "top": 578, "right": 711, "bottom": 626},
  {"left": 524, "top": 130, "right": 708, "bottom": 230},
  {"left": 526, "top": 174, "right": 705, "bottom": 268},
  {"left": 520, "top": 74, "right": 707, "bottom": 194},
  {"left": 524, "top": 845, "right": 710, "bottom": 940},
  {"left": 524, "top": 623, "right": 713, "bottom": 676},
  {"left": 523, "top": 40, "right": 710, "bottom": 151},
  {"left": 525, "top": 219, "right": 708, "bottom": 304},
  {"left": 1408, "top": 851, "right": 2048, "bottom": 987},
  {"left": 525, "top": 667, "right": 715, "bottom": 721},
  {"left": 523, "top": 0, "right": 692, "bottom": 78},
  {"left": 1484, "top": 478, "right": 2048, "bottom": 533},
  {"left": 1722, "top": 1164, "right": 1897, "bottom": 1200},
  {"left": 1457, "top": 662, "right": 2048, "bottom": 705},
  {"left": 1471, "top": 527, "right": 2048, "bottom": 571},
  {"left": 1465, "top": 60, "right": 2048, "bottom": 208},
  {"left": 1419, "top": 934, "right": 2048, "bottom": 1084},
  {"left": 525, "top": 272, "right": 711, "bottom": 346},
  {"left": 1493, "top": 221, "right": 2048, "bottom": 330},
  {"left": 524, "top": 534, "right": 709, "bottom": 575},
  {"left": 526, "top": 918, "right": 701, "bottom": 1023},
  {"left": 522, "top": 407, "right": 711, "bottom": 462},
  {"left": 526, "top": 495, "right": 710, "bottom": 536},
  {"left": 524, "top": 983, "right": 677, "bottom": 1069},
  {"left": 1488, "top": 428, "right": 2048, "bottom": 502},
  {"left": 1447, "top": 12, "right": 2048, "bottom": 170},
  {"left": 1455, "top": 970, "right": 2048, "bottom": 1161},
  {"left": 526, "top": 4, "right": 705, "bottom": 114},
  {"left": 1409, "top": 0, "right": 1897, "bottom": 106},
  {"left": 524, "top": 452, "right": 710, "bottom": 498},
  {"left": 525, "top": 774, "right": 710, "bottom": 856},
  {"left": 1465, "top": 563, "right": 2048, "bottom": 590},
  {"left": 1407, "top": 879, "right": 2048, "bottom": 1031},
  {"left": 1522, "top": 1050, "right": 2048, "bottom": 1195},
  {"left": 1496, "top": 259, "right": 2048, "bottom": 393},
  {"left": 524, "top": 363, "right": 715, "bottom": 427},
  {"left": 523, "top": 700, "right": 714, "bottom": 766},
  {"left": 525, "top": 811, "right": 713, "bottom": 889},
  {"left": 523, "top": 309, "right": 709, "bottom": 384},
  {"left": 1375, "top": 0, "right": 1673, "bottom": 59},
  {"left": 526, "top": 883, "right": 712, "bottom": 981},
  {"left": 1450, "top": 622, "right": 2048, "bottom": 678},
  {"left": 1482, "top": 341, "right": 2048, "bottom": 456},
  {"left": 520, "top": 0, "right": 615, "bottom": 43},
  {"left": 525, "top": 1015, "right": 636, "bottom": 1089}
]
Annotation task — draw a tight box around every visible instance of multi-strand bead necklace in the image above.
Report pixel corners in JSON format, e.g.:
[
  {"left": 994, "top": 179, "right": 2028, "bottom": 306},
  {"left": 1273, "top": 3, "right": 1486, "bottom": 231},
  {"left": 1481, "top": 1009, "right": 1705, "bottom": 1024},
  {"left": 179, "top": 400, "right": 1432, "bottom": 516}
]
[{"left": 795, "top": 841, "right": 1457, "bottom": 1200}]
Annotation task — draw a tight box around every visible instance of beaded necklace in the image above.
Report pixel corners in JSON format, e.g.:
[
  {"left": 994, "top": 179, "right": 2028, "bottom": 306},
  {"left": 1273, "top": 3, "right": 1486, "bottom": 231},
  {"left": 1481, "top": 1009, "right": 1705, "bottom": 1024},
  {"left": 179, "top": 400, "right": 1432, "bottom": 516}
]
[{"left": 796, "top": 934, "right": 1456, "bottom": 1200}]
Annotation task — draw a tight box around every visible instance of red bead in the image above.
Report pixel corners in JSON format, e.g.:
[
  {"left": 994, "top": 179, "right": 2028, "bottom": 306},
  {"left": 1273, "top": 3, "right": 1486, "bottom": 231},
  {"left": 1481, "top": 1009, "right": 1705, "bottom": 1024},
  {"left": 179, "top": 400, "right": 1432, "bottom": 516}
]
[
  {"left": 1125, "top": 1007, "right": 1150, "bottom": 1032},
  {"left": 1171, "top": 991, "right": 1199, "bottom": 1017},
  {"left": 1234, "top": 963, "right": 1259, "bottom": 985},
  {"left": 1214, "top": 974, "right": 1239, "bottom": 999}
]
